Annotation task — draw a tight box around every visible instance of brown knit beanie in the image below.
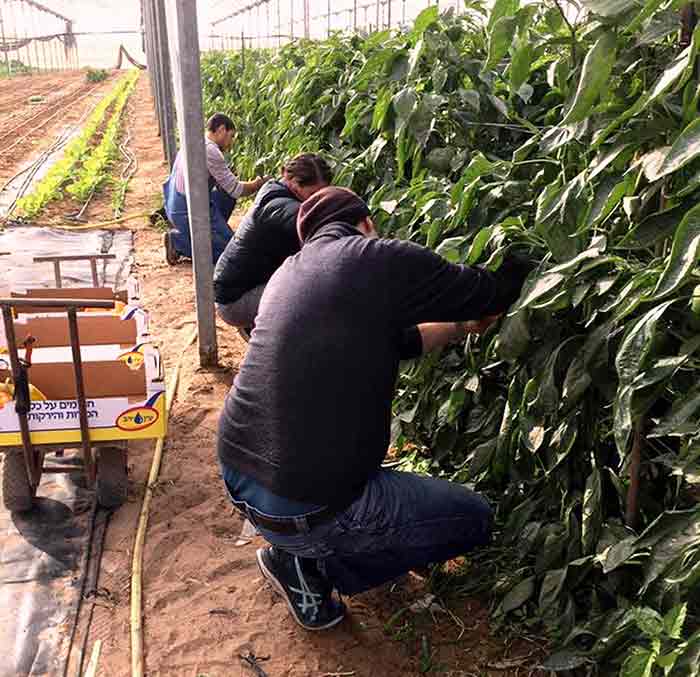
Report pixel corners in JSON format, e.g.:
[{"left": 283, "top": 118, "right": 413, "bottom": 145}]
[{"left": 296, "top": 186, "right": 371, "bottom": 243}]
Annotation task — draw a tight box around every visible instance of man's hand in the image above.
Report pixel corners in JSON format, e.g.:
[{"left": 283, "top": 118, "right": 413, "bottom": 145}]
[
  {"left": 239, "top": 176, "right": 269, "bottom": 197},
  {"left": 416, "top": 315, "right": 502, "bottom": 354},
  {"left": 460, "top": 314, "right": 501, "bottom": 336},
  {"left": 253, "top": 175, "right": 270, "bottom": 190}
]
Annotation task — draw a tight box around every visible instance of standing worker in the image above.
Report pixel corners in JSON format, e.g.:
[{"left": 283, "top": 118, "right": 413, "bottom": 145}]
[
  {"left": 213, "top": 153, "right": 332, "bottom": 335},
  {"left": 163, "top": 113, "right": 266, "bottom": 265},
  {"left": 217, "top": 187, "right": 532, "bottom": 630}
]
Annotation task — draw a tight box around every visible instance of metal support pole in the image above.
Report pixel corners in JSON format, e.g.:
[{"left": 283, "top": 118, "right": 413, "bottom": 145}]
[
  {"left": 145, "top": 0, "right": 163, "bottom": 137},
  {"left": 266, "top": 1, "right": 270, "bottom": 48},
  {"left": 387, "top": 0, "right": 392, "bottom": 28},
  {"left": 327, "top": 0, "right": 331, "bottom": 37},
  {"left": 40, "top": 35, "right": 47, "bottom": 71},
  {"left": 1, "top": 306, "right": 39, "bottom": 487},
  {"left": 376, "top": 0, "right": 380, "bottom": 31},
  {"left": 154, "top": 0, "right": 177, "bottom": 169},
  {"left": 20, "top": 1, "right": 33, "bottom": 74},
  {"left": 304, "top": 0, "right": 309, "bottom": 38},
  {"left": 32, "top": 7, "right": 41, "bottom": 72},
  {"left": 165, "top": 0, "right": 218, "bottom": 367},
  {"left": 0, "top": 4, "right": 11, "bottom": 76},
  {"left": 353, "top": 0, "right": 357, "bottom": 31},
  {"left": 278, "top": 0, "right": 282, "bottom": 46},
  {"left": 290, "top": 0, "right": 294, "bottom": 39},
  {"left": 67, "top": 307, "right": 96, "bottom": 485},
  {"left": 53, "top": 260, "right": 62, "bottom": 287}
]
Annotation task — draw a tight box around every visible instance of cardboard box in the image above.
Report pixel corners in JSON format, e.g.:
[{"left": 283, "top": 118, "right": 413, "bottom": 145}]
[
  {"left": 6, "top": 304, "right": 149, "bottom": 348},
  {"left": 0, "top": 342, "right": 166, "bottom": 446}
]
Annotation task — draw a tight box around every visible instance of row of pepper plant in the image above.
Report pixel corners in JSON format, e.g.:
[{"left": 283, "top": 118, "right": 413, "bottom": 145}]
[{"left": 202, "top": 2, "right": 700, "bottom": 674}]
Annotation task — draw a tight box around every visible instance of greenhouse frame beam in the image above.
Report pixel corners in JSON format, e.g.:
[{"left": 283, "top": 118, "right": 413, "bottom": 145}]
[
  {"left": 20, "top": 0, "right": 73, "bottom": 25},
  {"left": 211, "top": 0, "right": 268, "bottom": 26}
]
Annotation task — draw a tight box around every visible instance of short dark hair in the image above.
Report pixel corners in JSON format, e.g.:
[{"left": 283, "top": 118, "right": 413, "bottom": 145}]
[
  {"left": 206, "top": 112, "right": 234, "bottom": 133},
  {"left": 282, "top": 153, "right": 332, "bottom": 187}
]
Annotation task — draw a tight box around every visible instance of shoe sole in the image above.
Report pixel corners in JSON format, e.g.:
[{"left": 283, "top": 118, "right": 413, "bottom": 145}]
[
  {"left": 256, "top": 549, "right": 345, "bottom": 632},
  {"left": 163, "top": 232, "right": 179, "bottom": 266}
]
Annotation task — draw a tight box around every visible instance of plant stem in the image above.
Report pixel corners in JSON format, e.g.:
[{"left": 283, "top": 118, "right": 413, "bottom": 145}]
[
  {"left": 625, "top": 422, "right": 644, "bottom": 530},
  {"left": 554, "top": 0, "right": 578, "bottom": 65}
]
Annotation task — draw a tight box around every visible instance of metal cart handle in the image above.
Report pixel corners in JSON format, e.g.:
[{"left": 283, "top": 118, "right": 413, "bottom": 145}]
[{"left": 33, "top": 254, "right": 117, "bottom": 288}]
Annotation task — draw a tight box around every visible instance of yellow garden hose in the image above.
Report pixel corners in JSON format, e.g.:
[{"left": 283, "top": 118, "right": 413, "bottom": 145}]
[
  {"left": 18, "top": 211, "right": 154, "bottom": 231},
  {"left": 130, "top": 328, "right": 197, "bottom": 677}
]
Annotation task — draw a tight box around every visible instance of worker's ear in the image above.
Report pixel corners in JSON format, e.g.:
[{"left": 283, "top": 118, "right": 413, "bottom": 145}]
[{"left": 357, "top": 217, "right": 378, "bottom": 239}]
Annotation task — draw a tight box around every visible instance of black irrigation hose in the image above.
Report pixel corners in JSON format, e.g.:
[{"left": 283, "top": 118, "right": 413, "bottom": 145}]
[
  {"left": 114, "top": 100, "right": 138, "bottom": 219},
  {"left": 75, "top": 508, "right": 112, "bottom": 677},
  {"left": 61, "top": 497, "right": 98, "bottom": 677},
  {"left": 58, "top": 500, "right": 113, "bottom": 677}
]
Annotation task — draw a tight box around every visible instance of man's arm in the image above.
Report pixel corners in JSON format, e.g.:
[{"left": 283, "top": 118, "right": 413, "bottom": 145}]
[
  {"left": 398, "top": 317, "right": 500, "bottom": 359},
  {"left": 238, "top": 177, "right": 267, "bottom": 197},
  {"left": 206, "top": 143, "right": 265, "bottom": 198},
  {"left": 374, "top": 238, "right": 532, "bottom": 328},
  {"left": 417, "top": 317, "right": 499, "bottom": 353}
]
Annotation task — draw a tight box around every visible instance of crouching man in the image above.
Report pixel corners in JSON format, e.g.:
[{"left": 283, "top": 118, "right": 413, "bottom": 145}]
[
  {"left": 163, "top": 113, "right": 265, "bottom": 265},
  {"left": 217, "top": 187, "right": 531, "bottom": 630}
]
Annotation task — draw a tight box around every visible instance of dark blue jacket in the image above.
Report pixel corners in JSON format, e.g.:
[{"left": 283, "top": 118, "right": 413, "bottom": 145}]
[{"left": 213, "top": 179, "right": 301, "bottom": 304}]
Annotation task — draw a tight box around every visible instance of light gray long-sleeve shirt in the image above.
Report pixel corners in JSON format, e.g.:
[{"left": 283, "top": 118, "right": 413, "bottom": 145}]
[{"left": 173, "top": 138, "right": 244, "bottom": 199}]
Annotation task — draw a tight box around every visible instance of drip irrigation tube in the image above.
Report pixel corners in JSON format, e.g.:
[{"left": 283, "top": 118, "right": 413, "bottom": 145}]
[
  {"left": 2, "top": 211, "right": 153, "bottom": 230},
  {"left": 60, "top": 498, "right": 98, "bottom": 677},
  {"left": 130, "top": 328, "right": 198, "bottom": 677},
  {"left": 75, "top": 508, "right": 112, "bottom": 677},
  {"left": 114, "top": 101, "right": 138, "bottom": 219}
]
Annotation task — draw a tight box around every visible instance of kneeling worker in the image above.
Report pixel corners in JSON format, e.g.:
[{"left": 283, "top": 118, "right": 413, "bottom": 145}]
[
  {"left": 217, "top": 187, "right": 532, "bottom": 630},
  {"left": 163, "top": 112, "right": 266, "bottom": 265},
  {"left": 213, "top": 153, "right": 332, "bottom": 334}
]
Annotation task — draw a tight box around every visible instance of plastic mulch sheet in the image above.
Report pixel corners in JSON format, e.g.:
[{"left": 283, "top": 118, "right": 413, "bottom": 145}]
[
  {"left": 0, "top": 226, "right": 134, "bottom": 295},
  {"left": 0, "top": 454, "right": 92, "bottom": 676}
]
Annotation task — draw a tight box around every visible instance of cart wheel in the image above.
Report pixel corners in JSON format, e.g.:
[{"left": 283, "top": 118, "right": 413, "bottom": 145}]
[
  {"left": 96, "top": 445, "right": 128, "bottom": 509},
  {"left": 0, "top": 448, "right": 34, "bottom": 512}
]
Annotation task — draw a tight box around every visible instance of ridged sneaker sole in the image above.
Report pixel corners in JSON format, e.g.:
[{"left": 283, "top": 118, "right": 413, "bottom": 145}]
[
  {"left": 163, "top": 232, "right": 178, "bottom": 266},
  {"left": 256, "top": 548, "right": 345, "bottom": 631}
]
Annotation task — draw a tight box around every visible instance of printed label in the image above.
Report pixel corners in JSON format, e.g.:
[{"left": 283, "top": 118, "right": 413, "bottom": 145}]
[{"left": 116, "top": 405, "right": 159, "bottom": 431}]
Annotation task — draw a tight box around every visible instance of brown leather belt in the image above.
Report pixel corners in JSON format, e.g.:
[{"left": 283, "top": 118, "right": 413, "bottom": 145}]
[{"left": 233, "top": 500, "right": 337, "bottom": 535}]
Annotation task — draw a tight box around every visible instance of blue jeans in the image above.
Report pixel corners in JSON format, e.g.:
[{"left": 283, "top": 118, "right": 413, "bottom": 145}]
[
  {"left": 223, "top": 466, "right": 493, "bottom": 596},
  {"left": 163, "top": 176, "right": 236, "bottom": 263}
]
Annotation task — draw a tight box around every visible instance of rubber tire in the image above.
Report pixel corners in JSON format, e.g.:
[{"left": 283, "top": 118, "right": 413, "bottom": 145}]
[
  {"left": 0, "top": 448, "right": 34, "bottom": 512},
  {"left": 95, "top": 445, "right": 128, "bottom": 509}
]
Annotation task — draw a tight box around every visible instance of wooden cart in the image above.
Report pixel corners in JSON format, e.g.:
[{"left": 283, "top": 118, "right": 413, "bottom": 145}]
[{"left": 0, "top": 256, "right": 164, "bottom": 512}]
